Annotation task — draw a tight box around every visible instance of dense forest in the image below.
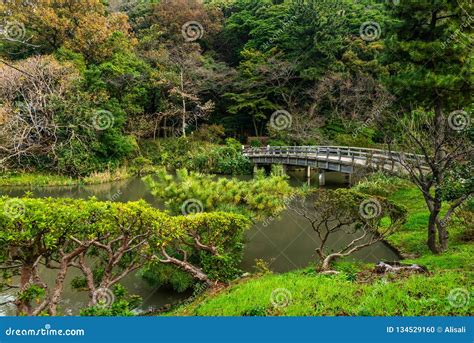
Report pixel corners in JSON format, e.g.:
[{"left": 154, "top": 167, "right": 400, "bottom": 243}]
[
  {"left": 0, "top": 0, "right": 472, "bottom": 318},
  {"left": 1, "top": 0, "right": 470, "bottom": 175}
]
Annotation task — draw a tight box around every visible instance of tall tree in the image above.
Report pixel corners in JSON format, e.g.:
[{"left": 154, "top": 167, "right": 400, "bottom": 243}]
[{"left": 383, "top": 0, "right": 473, "bottom": 253}]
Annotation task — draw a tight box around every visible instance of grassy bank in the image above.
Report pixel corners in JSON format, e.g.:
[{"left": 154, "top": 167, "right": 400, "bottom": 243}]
[
  {"left": 0, "top": 138, "right": 252, "bottom": 188},
  {"left": 169, "top": 181, "right": 473, "bottom": 316},
  {"left": 0, "top": 167, "right": 132, "bottom": 188},
  {"left": 171, "top": 269, "right": 469, "bottom": 316}
]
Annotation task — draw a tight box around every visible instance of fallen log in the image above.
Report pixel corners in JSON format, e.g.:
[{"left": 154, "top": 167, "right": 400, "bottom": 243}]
[{"left": 374, "top": 261, "right": 428, "bottom": 274}]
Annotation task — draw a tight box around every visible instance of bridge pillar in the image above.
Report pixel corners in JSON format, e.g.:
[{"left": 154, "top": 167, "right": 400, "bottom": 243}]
[
  {"left": 318, "top": 169, "right": 326, "bottom": 186},
  {"left": 306, "top": 166, "right": 311, "bottom": 186},
  {"left": 253, "top": 164, "right": 259, "bottom": 175},
  {"left": 345, "top": 173, "right": 352, "bottom": 186}
]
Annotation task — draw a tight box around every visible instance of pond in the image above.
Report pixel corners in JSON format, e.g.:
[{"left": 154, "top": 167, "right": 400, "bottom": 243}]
[{"left": 0, "top": 170, "right": 399, "bottom": 315}]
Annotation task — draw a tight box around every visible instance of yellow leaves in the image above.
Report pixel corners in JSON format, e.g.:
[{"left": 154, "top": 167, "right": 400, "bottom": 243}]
[{"left": 8, "top": 0, "right": 134, "bottom": 63}]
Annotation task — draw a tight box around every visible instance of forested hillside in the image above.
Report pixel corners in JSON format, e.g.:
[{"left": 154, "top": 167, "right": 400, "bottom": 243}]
[
  {"left": 2, "top": 0, "right": 470, "bottom": 176},
  {"left": 0, "top": 0, "right": 472, "bottom": 319}
]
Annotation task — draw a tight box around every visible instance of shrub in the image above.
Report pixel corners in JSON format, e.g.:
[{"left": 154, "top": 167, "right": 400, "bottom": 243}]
[
  {"left": 143, "top": 167, "right": 297, "bottom": 220},
  {"left": 353, "top": 172, "right": 409, "bottom": 197}
]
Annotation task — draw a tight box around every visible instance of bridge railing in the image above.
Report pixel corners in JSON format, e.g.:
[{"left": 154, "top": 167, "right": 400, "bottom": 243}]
[{"left": 242, "top": 146, "right": 428, "bottom": 167}]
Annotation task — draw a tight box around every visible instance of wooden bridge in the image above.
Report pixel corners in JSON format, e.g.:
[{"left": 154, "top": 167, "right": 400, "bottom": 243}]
[{"left": 242, "top": 146, "right": 425, "bottom": 185}]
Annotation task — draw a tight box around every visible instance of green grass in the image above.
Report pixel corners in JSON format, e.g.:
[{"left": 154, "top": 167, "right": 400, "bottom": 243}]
[
  {"left": 169, "top": 182, "right": 473, "bottom": 316},
  {"left": 171, "top": 269, "right": 471, "bottom": 316},
  {"left": 0, "top": 167, "right": 133, "bottom": 187},
  {"left": 0, "top": 173, "right": 77, "bottom": 187},
  {"left": 387, "top": 187, "right": 473, "bottom": 272}
]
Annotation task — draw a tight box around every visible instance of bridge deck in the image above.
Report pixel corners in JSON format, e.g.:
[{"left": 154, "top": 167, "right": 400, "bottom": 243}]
[{"left": 243, "top": 146, "right": 427, "bottom": 174}]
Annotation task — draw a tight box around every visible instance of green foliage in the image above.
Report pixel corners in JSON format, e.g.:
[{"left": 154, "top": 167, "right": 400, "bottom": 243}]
[
  {"left": 353, "top": 172, "right": 410, "bottom": 197},
  {"left": 387, "top": 186, "right": 474, "bottom": 262},
  {"left": 17, "top": 284, "right": 46, "bottom": 304},
  {"left": 130, "top": 156, "right": 155, "bottom": 176},
  {"left": 80, "top": 285, "right": 141, "bottom": 316},
  {"left": 173, "top": 212, "right": 250, "bottom": 282},
  {"left": 441, "top": 162, "right": 474, "bottom": 202},
  {"left": 383, "top": 0, "right": 472, "bottom": 111},
  {"left": 0, "top": 196, "right": 251, "bottom": 313},
  {"left": 144, "top": 167, "right": 297, "bottom": 219},
  {"left": 249, "top": 139, "right": 263, "bottom": 147},
  {"left": 189, "top": 138, "right": 252, "bottom": 175},
  {"left": 140, "top": 263, "right": 195, "bottom": 293},
  {"left": 191, "top": 124, "right": 225, "bottom": 144},
  {"left": 139, "top": 138, "right": 252, "bottom": 175},
  {"left": 0, "top": 172, "right": 77, "bottom": 187}
]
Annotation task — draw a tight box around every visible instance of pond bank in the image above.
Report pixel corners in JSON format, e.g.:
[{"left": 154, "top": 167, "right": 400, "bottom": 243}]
[
  {"left": 168, "top": 185, "right": 473, "bottom": 316},
  {"left": 0, "top": 168, "right": 133, "bottom": 188}
]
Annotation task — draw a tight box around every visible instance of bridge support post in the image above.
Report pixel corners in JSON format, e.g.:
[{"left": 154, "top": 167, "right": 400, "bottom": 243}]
[
  {"left": 345, "top": 173, "right": 352, "bottom": 186},
  {"left": 306, "top": 166, "right": 311, "bottom": 186},
  {"left": 318, "top": 169, "right": 326, "bottom": 186},
  {"left": 253, "top": 164, "right": 259, "bottom": 175}
]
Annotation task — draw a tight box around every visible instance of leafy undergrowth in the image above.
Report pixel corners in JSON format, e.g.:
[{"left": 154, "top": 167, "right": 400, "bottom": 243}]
[{"left": 168, "top": 182, "right": 473, "bottom": 316}]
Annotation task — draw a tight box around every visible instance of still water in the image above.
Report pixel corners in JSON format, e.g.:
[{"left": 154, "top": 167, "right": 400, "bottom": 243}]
[{"left": 0, "top": 170, "right": 398, "bottom": 315}]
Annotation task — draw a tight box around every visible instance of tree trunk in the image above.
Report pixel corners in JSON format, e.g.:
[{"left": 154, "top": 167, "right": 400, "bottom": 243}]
[
  {"left": 320, "top": 254, "right": 338, "bottom": 272},
  {"left": 48, "top": 260, "right": 69, "bottom": 315},
  {"left": 16, "top": 264, "right": 33, "bottom": 315},
  {"left": 180, "top": 69, "right": 186, "bottom": 137},
  {"left": 170, "top": 258, "right": 211, "bottom": 285},
  {"left": 252, "top": 117, "right": 259, "bottom": 137},
  {"left": 425, "top": 98, "right": 447, "bottom": 254},
  {"left": 437, "top": 219, "right": 449, "bottom": 252},
  {"left": 427, "top": 208, "right": 441, "bottom": 254},
  {"left": 160, "top": 249, "right": 212, "bottom": 286}
]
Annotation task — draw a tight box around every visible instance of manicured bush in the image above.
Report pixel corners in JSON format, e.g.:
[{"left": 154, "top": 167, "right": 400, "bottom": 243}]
[{"left": 0, "top": 196, "right": 250, "bottom": 315}]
